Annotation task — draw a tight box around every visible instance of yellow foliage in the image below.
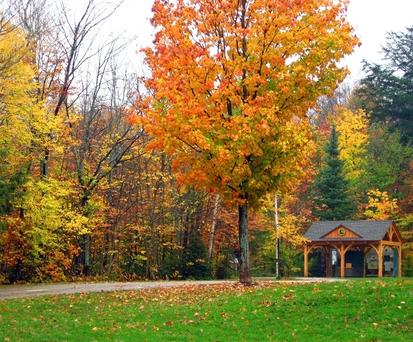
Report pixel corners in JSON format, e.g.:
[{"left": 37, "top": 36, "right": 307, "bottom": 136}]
[
  {"left": 259, "top": 193, "right": 308, "bottom": 247},
  {"left": 0, "top": 26, "right": 36, "bottom": 168},
  {"left": 0, "top": 23, "right": 65, "bottom": 176},
  {"left": 19, "top": 179, "right": 89, "bottom": 247},
  {"left": 363, "top": 189, "right": 398, "bottom": 220},
  {"left": 277, "top": 213, "right": 308, "bottom": 246},
  {"left": 335, "top": 108, "right": 369, "bottom": 182}
]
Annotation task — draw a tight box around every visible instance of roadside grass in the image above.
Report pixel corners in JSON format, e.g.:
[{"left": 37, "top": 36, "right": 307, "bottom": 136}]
[{"left": 0, "top": 278, "right": 412, "bottom": 341}]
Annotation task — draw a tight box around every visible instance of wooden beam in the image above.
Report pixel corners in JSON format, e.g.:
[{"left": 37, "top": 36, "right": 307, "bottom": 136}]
[
  {"left": 331, "top": 244, "right": 340, "bottom": 253},
  {"left": 398, "top": 245, "right": 402, "bottom": 277},
  {"left": 344, "top": 244, "right": 353, "bottom": 254},
  {"left": 339, "top": 245, "right": 345, "bottom": 278},
  {"left": 309, "top": 245, "right": 324, "bottom": 253},
  {"left": 378, "top": 242, "right": 383, "bottom": 278},
  {"left": 389, "top": 226, "right": 394, "bottom": 241},
  {"left": 362, "top": 247, "right": 366, "bottom": 278},
  {"left": 382, "top": 240, "right": 402, "bottom": 247},
  {"left": 369, "top": 244, "right": 379, "bottom": 255},
  {"left": 391, "top": 223, "right": 403, "bottom": 243},
  {"left": 304, "top": 245, "right": 309, "bottom": 277}
]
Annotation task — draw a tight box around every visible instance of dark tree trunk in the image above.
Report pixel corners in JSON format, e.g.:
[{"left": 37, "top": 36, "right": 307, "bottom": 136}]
[
  {"left": 40, "top": 148, "right": 49, "bottom": 179},
  {"left": 238, "top": 203, "right": 252, "bottom": 285},
  {"left": 83, "top": 235, "right": 91, "bottom": 275},
  {"left": 80, "top": 194, "right": 91, "bottom": 275}
]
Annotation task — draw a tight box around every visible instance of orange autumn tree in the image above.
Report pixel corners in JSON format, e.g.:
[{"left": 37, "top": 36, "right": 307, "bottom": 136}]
[{"left": 139, "top": 0, "right": 357, "bottom": 284}]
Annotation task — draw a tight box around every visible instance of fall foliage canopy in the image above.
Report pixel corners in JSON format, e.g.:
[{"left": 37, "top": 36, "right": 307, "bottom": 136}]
[{"left": 141, "top": 0, "right": 358, "bottom": 206}]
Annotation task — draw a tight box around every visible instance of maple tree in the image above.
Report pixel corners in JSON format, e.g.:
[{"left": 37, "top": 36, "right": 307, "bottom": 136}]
[
  {"left": 335, "top": 107, "right": 369, "bottom": 188},
  {"left": 140, "top": 0, "right": 358, "bottom": 283},
  {"left": 363, "top": 189, "right": 398, "bottom": 220}
]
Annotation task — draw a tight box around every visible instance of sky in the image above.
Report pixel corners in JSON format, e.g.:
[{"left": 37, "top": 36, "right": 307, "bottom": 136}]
[
  {"left": 345, "top": 0, "right": 413, "bottom": 81},
  {"left": 74, "top": 0, "right": 413, "bottom": 82}
]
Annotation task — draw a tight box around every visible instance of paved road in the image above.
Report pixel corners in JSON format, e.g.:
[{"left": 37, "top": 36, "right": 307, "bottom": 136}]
[{"left": 0, "top": 277, "right": 339, "bottom": 300}]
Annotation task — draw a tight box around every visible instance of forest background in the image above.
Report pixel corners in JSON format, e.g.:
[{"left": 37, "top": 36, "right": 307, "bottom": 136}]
[{"left": 0, "top": 0, "right": 412, "bottom": 283}]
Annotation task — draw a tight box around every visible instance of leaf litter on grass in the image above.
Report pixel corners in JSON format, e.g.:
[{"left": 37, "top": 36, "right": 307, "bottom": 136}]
[{"left": 1, "top": 279, "right": 412, "bottom": 341}]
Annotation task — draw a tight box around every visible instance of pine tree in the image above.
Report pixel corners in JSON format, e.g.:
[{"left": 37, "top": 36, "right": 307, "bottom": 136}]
[
  {"left": 357, "top": 26, "right": 413, "bottom": 143},
  {"left": 313, "top": 126, "right": 356, "bottom": 220},
  {"left": 181, "top": 231, "right": 211, "bottom": 279}
]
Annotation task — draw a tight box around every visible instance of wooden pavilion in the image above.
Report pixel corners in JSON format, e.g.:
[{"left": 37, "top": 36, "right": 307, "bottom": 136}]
[{"left": 303, "top": 221, "right": 402, "bottom": 278}]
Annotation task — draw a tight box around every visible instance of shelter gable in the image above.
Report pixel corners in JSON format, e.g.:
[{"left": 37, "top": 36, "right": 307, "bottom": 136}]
[
  {"left": 321, "top": 225, "right": 362, "bottom": 239},
  {"left": 387, "top": 223, "right": 403, "bottom": 242}
]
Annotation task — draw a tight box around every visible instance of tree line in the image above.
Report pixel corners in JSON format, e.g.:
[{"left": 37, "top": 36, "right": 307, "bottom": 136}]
[{"left": 0, "top": 0, "right": 412, "bottom": 284}]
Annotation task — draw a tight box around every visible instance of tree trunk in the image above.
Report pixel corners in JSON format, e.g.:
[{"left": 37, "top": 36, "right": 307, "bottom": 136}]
[
  {"left": 207, "top": 194, "right": 220, "bottom": 262},
  {"left": 274, "top": 194, "right": 280, "bottom": 278},
  {"left": 238, "top": 203, "right": 252, "bottom": 284},
  {"left": 40, "top": 148, "right": 49, "bottom": 179},
  {"left": 81, "top": 194, "right": 91, "bottom": 275},
  {"left": 83, "top": 235, "right": 91, "bottom": 275}
]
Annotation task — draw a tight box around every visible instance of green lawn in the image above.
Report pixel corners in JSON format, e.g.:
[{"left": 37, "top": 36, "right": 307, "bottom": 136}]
[{"left": 1, "top": 279, "right": 412, "bottom": 341}]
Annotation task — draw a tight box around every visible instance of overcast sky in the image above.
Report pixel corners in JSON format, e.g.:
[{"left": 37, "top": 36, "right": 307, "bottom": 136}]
[{"left": 84, "top": 0, "right": 413, "bottom": 82}]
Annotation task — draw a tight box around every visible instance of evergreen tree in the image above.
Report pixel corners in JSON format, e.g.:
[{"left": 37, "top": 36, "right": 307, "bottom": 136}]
[
  {"left": 357, "top": 26, "right": 413, "bottom": 143},
  {"left": 313, "top": 126, "right": 355, "bottom": 220},
  {"left": 181, "top": 231, "right": 211, "bottom": 279}
]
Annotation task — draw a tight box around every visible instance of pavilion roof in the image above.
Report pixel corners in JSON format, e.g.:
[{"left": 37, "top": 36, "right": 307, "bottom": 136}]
[{"left": 304, "top": 220, "right": 394, "bottom": 242}]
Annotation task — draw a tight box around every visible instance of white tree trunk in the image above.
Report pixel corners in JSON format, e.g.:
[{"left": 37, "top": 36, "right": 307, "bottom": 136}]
[{"left": 274, "top": 194, "right": 280, "bottom": 278}]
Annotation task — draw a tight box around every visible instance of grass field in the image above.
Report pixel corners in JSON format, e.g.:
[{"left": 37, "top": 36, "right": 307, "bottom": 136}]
[{"left": 1, "top": 279, "right": 412, "bottom": 341}]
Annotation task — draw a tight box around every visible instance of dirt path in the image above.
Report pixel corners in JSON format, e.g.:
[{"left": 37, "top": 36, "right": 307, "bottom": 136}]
[{"left": 0, "top": 277, "right": 340, "bottom": 300}]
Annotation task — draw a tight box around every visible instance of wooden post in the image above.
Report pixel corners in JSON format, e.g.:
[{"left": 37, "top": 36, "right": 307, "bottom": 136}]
[
  {"left": 362, "top": 247, "right": 366, "bottom": 278},
  {"left": 378, "top": 242, "right": 383, "bottom": 278},
  {"left": 340, "top": 245, "right": 345, "bottom": 278},
  {"left": 398, "top": 245, "right": 402, "bottom": 277},
  {"left": 304, "top": 245, "right": 309, "bottom": 277},
  {"left": 325, "top": 247, "right": 332, "bottom": 277}
]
